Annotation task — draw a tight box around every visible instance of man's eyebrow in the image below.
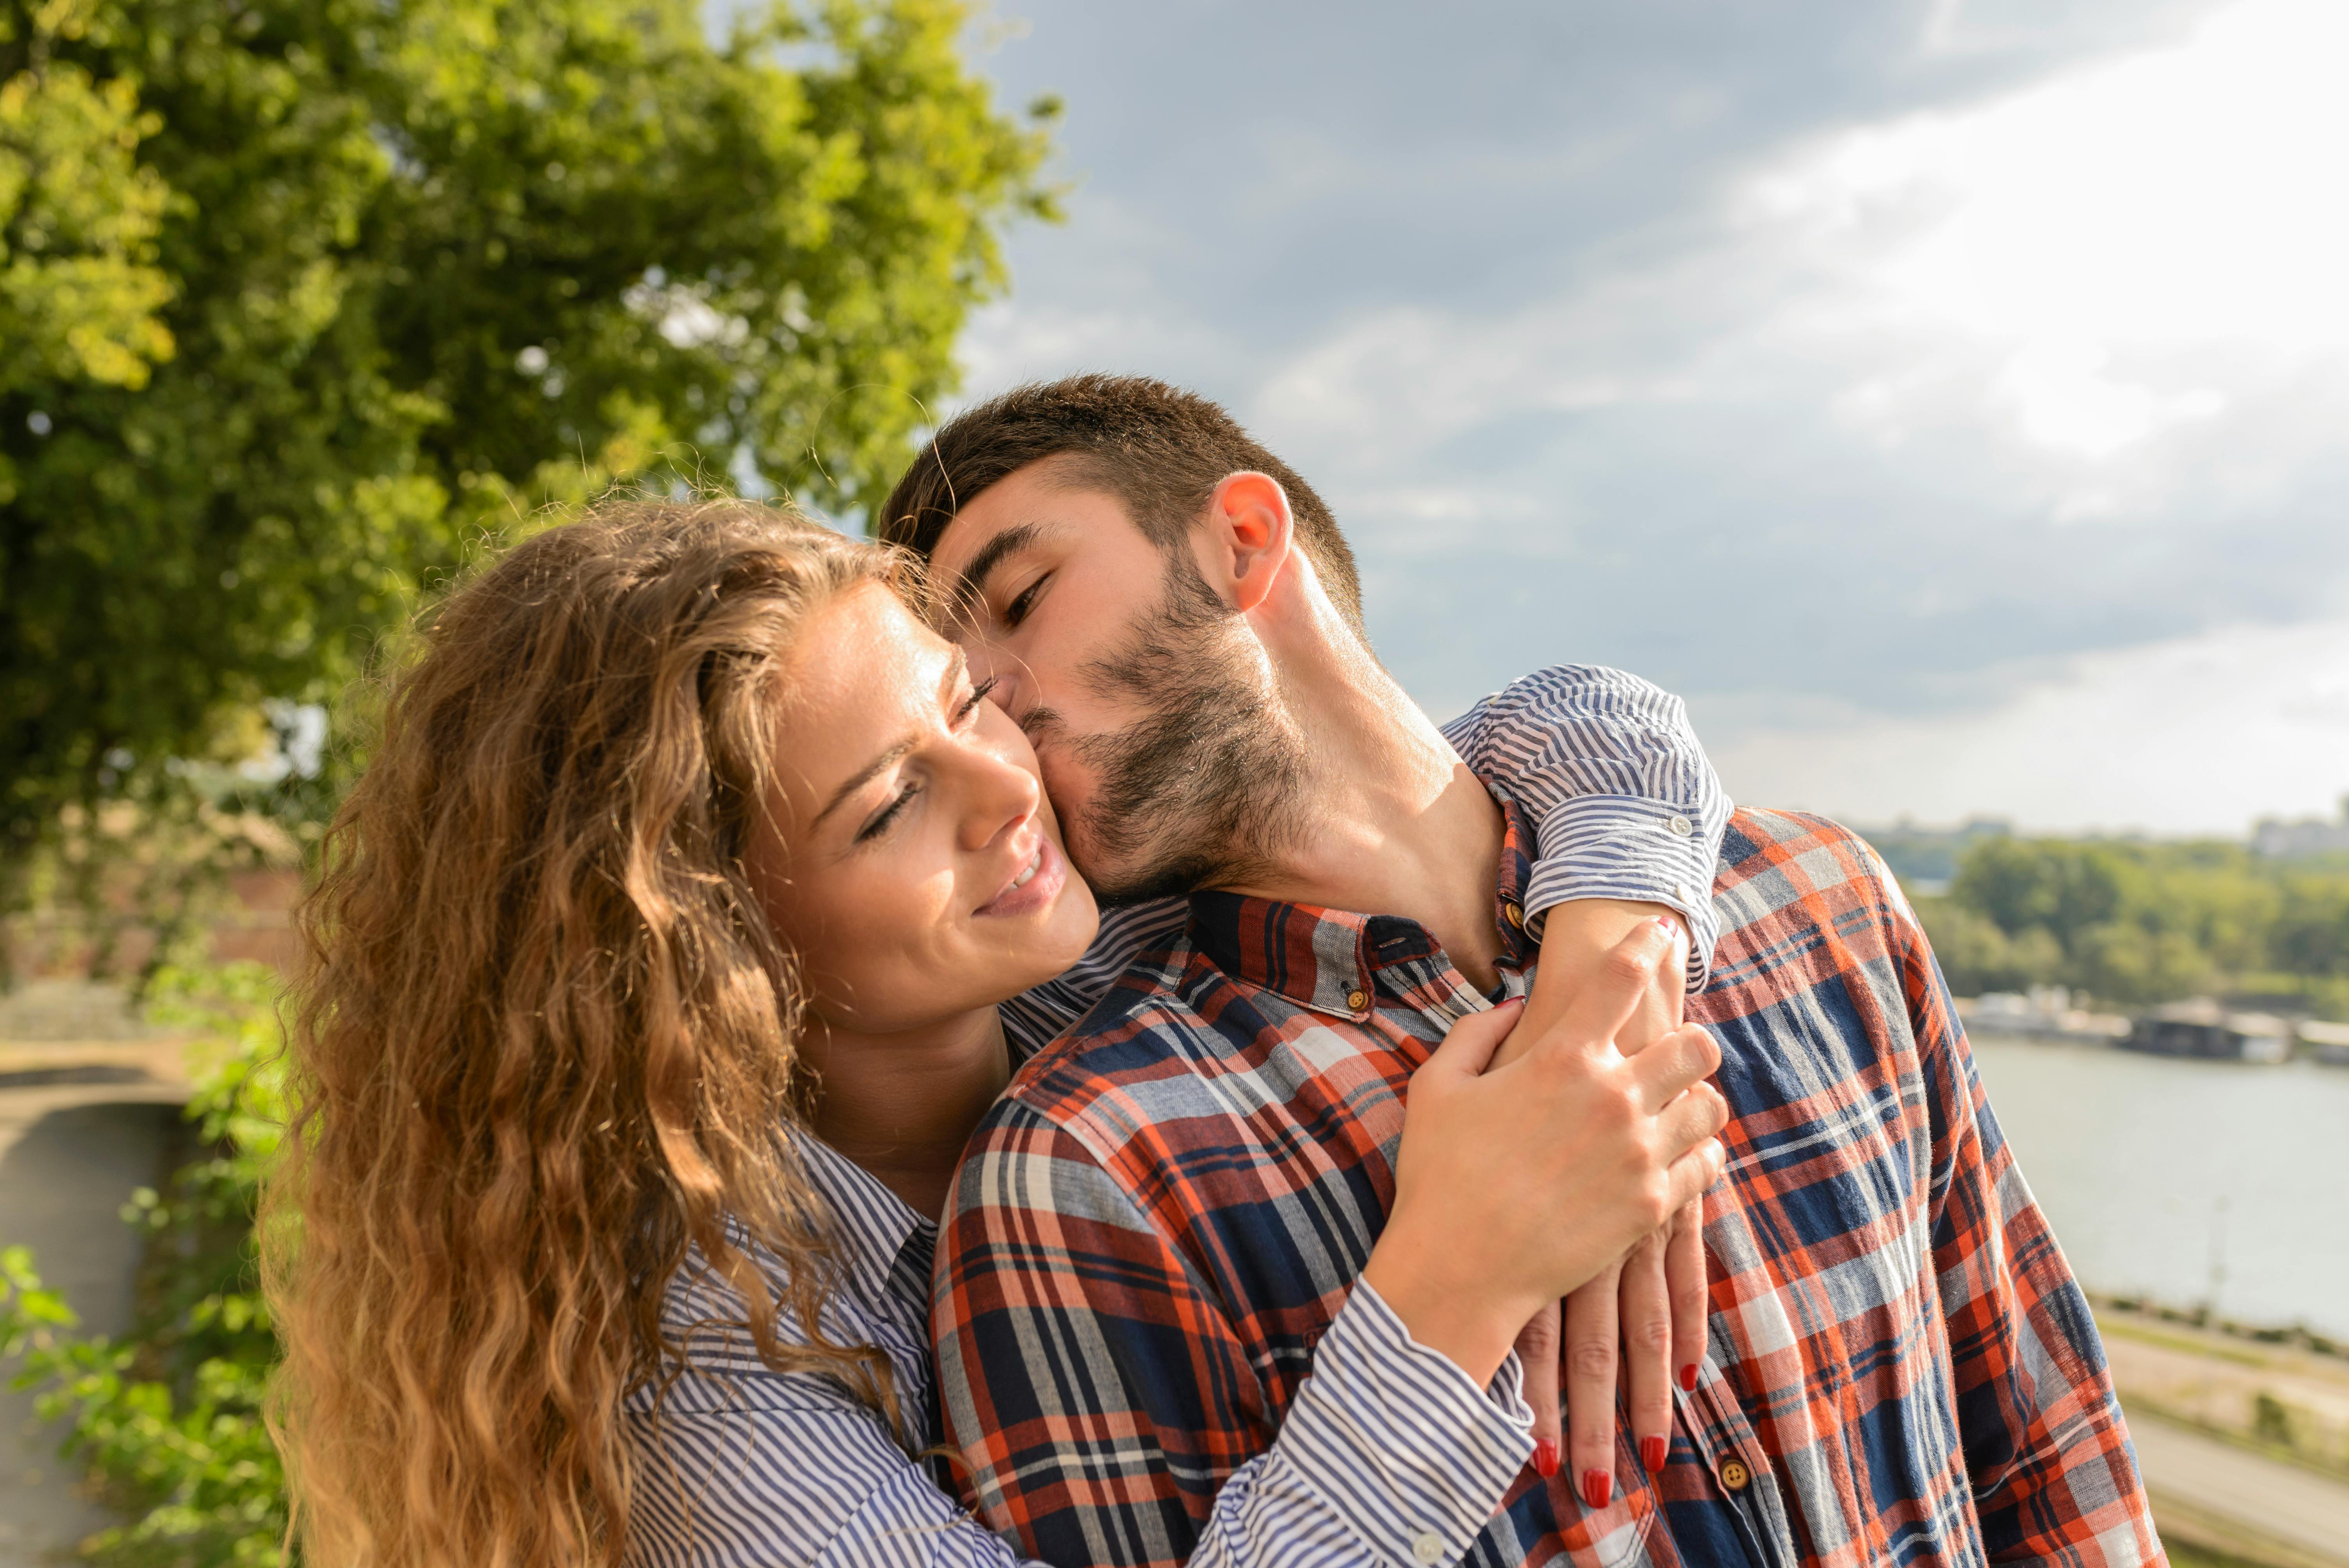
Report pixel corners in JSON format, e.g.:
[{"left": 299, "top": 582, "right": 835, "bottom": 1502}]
[
  {"left": 811, "top": 648, "right": 969, "bottom": 830},
  {"left": 948, "top": 521, "right": 1048, "bottom": 624}
]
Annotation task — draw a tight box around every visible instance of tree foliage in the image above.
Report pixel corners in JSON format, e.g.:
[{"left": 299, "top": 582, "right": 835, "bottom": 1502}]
[
  {"left": 1, "top": 0, "right": 1057, "bottom": 877},
  {"left": 0, "top": 965, "right": 287, "bottom": 1567},
  {"left": 1914, "top": 834, "right": 2349, "bottom": 1012}
]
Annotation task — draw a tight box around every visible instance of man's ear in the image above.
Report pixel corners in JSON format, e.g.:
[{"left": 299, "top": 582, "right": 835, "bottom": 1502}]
[{"left": 1200, "top": 471, "right": 1294, "bottom": 613}]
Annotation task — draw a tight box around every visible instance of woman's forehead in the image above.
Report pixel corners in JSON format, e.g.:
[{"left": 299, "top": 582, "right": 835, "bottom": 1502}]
[{"left": 771, "top": 584, "right": 959, "bottom": 809}]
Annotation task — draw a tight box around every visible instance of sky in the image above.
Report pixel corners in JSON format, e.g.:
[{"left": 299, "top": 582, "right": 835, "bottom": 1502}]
[{"left": 946, "top": 0, "right": 2349, "bottom": 836}]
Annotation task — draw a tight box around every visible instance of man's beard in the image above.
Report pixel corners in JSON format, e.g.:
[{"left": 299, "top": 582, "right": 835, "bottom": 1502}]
[{"left": 1042, "top": 552, "right": 1309, "bottom": 907}]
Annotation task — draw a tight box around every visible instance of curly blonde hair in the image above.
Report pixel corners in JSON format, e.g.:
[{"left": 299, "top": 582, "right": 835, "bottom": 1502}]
[{"left": 265, "top": 497, "right": 909, "bottom": 1566}]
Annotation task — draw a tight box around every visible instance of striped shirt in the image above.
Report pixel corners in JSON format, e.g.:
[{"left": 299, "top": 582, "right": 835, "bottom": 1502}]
[
  {"left": 623, "top": 664, "right": 1732, "bottom": 1568},
  {"left": 933, "top": 808, "right": 2159, "bottom": 1568}
]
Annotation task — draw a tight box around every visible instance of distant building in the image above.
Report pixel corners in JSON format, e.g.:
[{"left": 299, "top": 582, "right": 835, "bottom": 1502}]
[
  {"left": 2299, "top": 1018, "right": 2349, "bottom": 1067},
  {"left": 2251, "top": 796, "right": 2349, "bottom": 859},
  {"left": 2121, "top": 998, "right": 2292, "bottom": 1064},
  {"left": 1962, "top": 987, "right": 2130, "bottom": 1044}
]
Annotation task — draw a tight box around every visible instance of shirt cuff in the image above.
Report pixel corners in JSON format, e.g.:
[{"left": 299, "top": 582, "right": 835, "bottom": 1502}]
[
  {"left": 1522, "top": 793, "right": 1721, "bottom": 992},
  {"left": 1274, "top": 1280, "right": 1534, "bottom": 1568}
]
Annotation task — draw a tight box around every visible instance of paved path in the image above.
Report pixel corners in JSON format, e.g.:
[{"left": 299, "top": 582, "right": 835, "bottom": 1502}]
[
  {"left": 0, "top": 1017, "right": 189, "bottom": 1568},
  {"left": 2133, "top": 1412, "right": 2349, "bottom": 1565}
]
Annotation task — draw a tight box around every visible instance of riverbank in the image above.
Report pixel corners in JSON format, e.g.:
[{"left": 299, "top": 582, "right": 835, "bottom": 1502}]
[{"left": 2093, "top": 1296, "right": 2349, "bottom": 1566}]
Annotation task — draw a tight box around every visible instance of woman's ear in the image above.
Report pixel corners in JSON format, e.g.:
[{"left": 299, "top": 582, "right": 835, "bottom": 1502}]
[{"left": 1200, "top": 471, "right": 1295, "bottom": 613}]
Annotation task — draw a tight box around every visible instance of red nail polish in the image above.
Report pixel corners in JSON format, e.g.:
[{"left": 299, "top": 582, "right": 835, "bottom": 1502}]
[
  {"left": 1581, "top": 1469, "right": 1612, "bottom": 1509},
  {"left": 1679, "top": 1363, "right": 1699, "bottom": 1392},
  {"left": 1641, "top": 1435, "right": 1668, "bottom": 1473},
  {"left": 1533, "top": 1439, "right": 1559, "bottom": 1478}
]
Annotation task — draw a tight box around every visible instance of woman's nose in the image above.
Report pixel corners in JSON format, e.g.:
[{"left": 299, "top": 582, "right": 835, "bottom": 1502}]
[{"left": 957, "top": 739, "right": 1041, "bottom": 853}]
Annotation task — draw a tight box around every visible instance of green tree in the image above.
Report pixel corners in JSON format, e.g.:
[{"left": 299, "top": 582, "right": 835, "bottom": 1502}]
[
  {"left": 1952, "top": 837, "right": 2130, "bottom": 952},
  {"left": 2, "top": 0, "right": 1057, "bottom": 891}
]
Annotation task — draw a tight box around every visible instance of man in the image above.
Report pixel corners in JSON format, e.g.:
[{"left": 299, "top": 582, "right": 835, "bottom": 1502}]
[{"left": 882, "top": 376, "right": 2158, "bottom": 1568}]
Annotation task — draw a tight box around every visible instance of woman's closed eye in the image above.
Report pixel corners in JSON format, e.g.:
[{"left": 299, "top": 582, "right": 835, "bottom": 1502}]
[
  {"left": 856, "top": 781, "right": 920, "bottom": 843},
  {"left": 955, "top": 676, "right": 999, "bottom": 723},
  {"left": 854, "top": 679, "right": 1000, "bottom": 844}
]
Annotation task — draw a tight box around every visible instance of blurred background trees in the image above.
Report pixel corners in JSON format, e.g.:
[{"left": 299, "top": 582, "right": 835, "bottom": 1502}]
[
  {"left": 2, "top": 3, "right": 1054, "bottom": 1559},
  {"left": 1907, "top": 833, "right": 2349, "bottom": 1015},
  {"left": 0, "top": 0, "right": 1057, "bottom": 966}
]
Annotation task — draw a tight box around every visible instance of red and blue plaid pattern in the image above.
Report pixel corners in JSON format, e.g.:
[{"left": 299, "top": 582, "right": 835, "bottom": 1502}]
[{"left": 933, "top": 806, "right": 2159, "bottom": 1568}]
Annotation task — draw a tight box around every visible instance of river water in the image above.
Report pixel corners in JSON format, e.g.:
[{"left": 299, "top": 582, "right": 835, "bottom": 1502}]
[{"left": 1968, "top": 1033, "right": 2349, "bottom": 1339}]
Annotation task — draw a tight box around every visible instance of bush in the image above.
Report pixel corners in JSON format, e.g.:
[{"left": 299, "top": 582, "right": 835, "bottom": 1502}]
[{"left": 0, "top": 963, "right": 289, "bottom": 1567}]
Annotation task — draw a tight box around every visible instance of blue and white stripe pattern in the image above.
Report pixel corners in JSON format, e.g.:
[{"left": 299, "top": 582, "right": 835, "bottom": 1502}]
[
  {"left": 621, "top": 661, "right": 1730, "bottom": 1566},
  {"left": 622, "top": 1134, "right": 1536, "bottom": 1568},
  {"left": 1002, "top": 662, "right": 1730, "bottom": 1059},
  {"left": 1444, "top": 665, "right": 1727, "bottom": 991}
]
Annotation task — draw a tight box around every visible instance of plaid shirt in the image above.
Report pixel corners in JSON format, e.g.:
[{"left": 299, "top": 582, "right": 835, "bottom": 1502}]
[{"left": 932, "top": 805, "right": 2160, "bottom": 1568}]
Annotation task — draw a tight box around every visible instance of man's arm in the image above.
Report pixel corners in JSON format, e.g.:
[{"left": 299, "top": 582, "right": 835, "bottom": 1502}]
[
  {"left": 1884, "top": 872, "right": 2160, "bottom": 1563},
  {"left": 935, "top": 1099, "right": 1536, "bottom": 1568}
]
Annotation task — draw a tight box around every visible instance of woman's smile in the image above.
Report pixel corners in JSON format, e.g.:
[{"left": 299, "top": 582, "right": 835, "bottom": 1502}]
[{"left": 976, "top": 831, "right": 1066, "bottom": 919}]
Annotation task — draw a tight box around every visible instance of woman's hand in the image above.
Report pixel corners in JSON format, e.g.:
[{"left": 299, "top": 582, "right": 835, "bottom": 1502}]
[
  {"left": 1360, "top": 916, "right": 1728, "bottom": 1392},
  {"left": 1505, "top": 898, "right": 1712, "bottom": 1504}
]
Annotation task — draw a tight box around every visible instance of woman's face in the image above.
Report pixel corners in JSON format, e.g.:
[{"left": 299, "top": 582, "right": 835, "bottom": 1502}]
[{"left": 750, "top": 581, "right": 1100, "bottom": 1035}]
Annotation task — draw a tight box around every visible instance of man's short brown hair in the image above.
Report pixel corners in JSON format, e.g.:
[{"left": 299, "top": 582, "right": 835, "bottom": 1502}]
[{"left": 875, "top": 374, "right": 1365, "bottom": 633}]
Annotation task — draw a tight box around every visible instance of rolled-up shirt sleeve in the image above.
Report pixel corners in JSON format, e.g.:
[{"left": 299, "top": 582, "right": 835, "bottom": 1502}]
[
  {"left": 1440, "top": 664, "right": 1729, "bottom": 991},
  {"left": 626, "top": 1277, "right": 1531, "bottom": 1568}
]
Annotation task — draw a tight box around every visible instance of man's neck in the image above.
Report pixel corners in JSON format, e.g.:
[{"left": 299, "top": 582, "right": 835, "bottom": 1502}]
[
  {"left": 802, "top": 1005, "right": 1011, "bottom": 1222},
  {"left": 1218, "top": 639, "right": 1508, "bottom": 992}
]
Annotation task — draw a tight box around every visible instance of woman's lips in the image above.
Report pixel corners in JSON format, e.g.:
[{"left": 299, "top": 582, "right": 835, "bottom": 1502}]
[{"left": 975, "top": 833, "right": 1066, "bottom": 918}]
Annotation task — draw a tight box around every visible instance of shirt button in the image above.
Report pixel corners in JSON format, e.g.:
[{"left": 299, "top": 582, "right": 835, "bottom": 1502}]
[
  {"left": 1502, "top": 900, "right": 1525, "bottom": 929},
  {"left": 1666, "top": 813, "right": 1695, "bottom": 837},
  {"left": 1346, "top": 989, "right": 1369, "bottom": 1012},
  {"left": 1411, "top": 1531, "right": 1446, "bottom": 1564},
  {"left": 1719, "top": 1457, "right": 1751, "bottom": 1491}
]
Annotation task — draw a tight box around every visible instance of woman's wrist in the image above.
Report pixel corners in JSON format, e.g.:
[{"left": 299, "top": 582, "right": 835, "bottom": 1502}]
[{"left": 1361, "top": 1231, "right": 1539, "bottom": 1389}]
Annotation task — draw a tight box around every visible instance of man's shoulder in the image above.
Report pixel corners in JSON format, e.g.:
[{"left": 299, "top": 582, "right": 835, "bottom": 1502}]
[
  {"left": 1700, "top": 807, "right": 1919, "bottom": 1012},
  {"left": 1714, "top": 806, "right": 1906, "bottom": 918},
  {"left": 970, "top": 928, "right": 1239, "bottom": 1170}
]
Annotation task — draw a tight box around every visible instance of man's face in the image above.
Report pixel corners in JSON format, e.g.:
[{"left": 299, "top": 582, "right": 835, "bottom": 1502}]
[{"left": 927, "top": 456, "right": 1305, "bottom": 904}]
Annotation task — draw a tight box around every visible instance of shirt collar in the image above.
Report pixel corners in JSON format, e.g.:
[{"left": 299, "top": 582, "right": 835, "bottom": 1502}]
[
  {"left": 1184, "top": 786, "right": 1539, "bottom": 1019},
  {"left": 792, "top": 1128, "right": 938, "bottom": 1316}
]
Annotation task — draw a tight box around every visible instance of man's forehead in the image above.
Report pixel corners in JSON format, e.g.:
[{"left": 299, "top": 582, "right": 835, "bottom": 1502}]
[{"left": 931, "top": 457, "right": 1133, "bottom": 576}]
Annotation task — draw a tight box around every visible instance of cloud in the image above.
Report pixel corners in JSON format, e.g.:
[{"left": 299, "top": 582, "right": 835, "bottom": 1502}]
[
  {"left": 963, "top": 0, "right": 2349, "bottom": 829},
  {"left": 1705, "top": 615, "right": 2349, "bottom": 833}
]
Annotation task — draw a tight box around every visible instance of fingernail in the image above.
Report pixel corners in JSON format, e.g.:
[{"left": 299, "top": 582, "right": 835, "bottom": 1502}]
[
  {"left": 1581, "top": 1468, "right": 1612, "bottom": 1509},
  {"left": 1641, "top": 1435, "right": 1668, "bottom": 1473},
  {"left": 1533, "top": 1439, "right": 1559, "bottom": 1477},
  {"left": 1679, "top": 1363, "right": 1699, "bottom": 1392},
  {"left": 1652, "top": 915, "right": 1677, "bottom": 933}
]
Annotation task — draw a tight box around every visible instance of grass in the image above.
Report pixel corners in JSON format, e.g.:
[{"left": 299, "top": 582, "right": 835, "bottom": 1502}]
[
  {"left": 2100, "top": 1316, "right": 2272, "bottom": 1370},
  {"left": 2166, "top": 1541, "right": 2303, "bottom": 1568}
]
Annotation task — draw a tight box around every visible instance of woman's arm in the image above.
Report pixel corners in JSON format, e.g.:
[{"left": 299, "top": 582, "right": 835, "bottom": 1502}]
[
  {"left": 1437, "top": 663, "right": 1728, "bottom": 990},
  {"left": 624, "top": 1282, "right": 1535, "bottom": 1568}
]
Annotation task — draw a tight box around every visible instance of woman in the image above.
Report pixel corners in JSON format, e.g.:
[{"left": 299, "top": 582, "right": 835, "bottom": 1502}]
[{"left": 266, "top": 497, "right": 1728, "bottom": 1568}]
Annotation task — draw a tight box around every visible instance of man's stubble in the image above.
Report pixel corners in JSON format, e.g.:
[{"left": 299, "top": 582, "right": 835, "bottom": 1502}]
[{"left": 1036, "top": 551, "right": 1312, "bottom": 907}]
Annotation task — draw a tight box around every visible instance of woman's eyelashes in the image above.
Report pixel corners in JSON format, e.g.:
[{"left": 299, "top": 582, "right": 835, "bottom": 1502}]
[
  {"left": 956, "top": 676, "right": 999, "bottom": 723},
  {"left": 854, "top": 679, "right": 1002, "bottom": 844},
  {"left": 856, "top": 781, "right": 920, "bottom": 843}
]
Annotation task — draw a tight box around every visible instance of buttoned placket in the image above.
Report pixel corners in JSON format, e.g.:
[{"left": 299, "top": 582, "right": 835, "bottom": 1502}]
[{"left": 1675, "top": 1362, "right": 1802, "bottom": 1568}]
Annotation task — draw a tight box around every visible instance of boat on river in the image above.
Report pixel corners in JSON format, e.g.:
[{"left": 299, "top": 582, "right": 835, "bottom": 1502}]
[{"left": 2120, "top": 999, "right": 2292, "bottom": 1064}]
